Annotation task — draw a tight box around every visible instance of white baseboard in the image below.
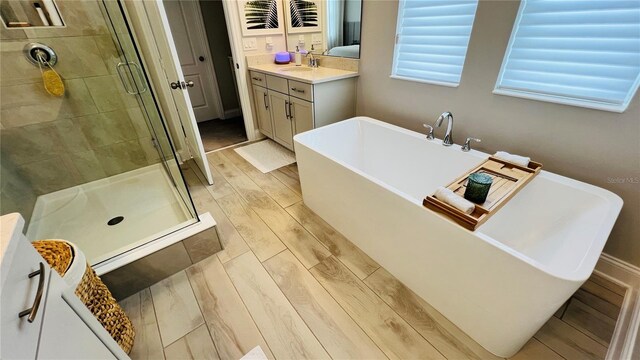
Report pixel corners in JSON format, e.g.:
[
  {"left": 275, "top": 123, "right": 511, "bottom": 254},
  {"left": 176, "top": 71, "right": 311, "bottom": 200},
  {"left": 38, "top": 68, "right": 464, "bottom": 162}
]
[
  {"left": 223, "top": 108, "right": 242, "bottom": 119},
  {"left": 596, "top": 253, "right": 640, "bottom": 360}
]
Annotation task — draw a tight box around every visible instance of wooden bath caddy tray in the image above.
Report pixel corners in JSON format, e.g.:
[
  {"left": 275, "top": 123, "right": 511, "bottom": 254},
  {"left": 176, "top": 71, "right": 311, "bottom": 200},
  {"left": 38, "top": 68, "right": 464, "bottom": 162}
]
[{"left": 423, "top": 157, "right": 542, "bottom": 231}]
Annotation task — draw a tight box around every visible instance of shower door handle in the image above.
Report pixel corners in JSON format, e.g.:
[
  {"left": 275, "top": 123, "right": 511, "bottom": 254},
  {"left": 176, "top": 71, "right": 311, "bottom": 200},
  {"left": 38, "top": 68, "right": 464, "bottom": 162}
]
[
  {"left": 116, "top": 62, "right": 137, "bottom": 95},
  {"left": 116, "top": 62, "right": 147, "bottom": 95}
]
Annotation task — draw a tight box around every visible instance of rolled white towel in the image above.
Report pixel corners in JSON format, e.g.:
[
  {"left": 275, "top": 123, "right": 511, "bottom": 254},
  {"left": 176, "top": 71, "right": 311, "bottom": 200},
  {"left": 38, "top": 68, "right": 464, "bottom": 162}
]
[
  {"left": 434, "top": 186, "right": 475, "bottom": 215},
  {"left": 494, "top": 151, "right": 530, "bottom": 167}
]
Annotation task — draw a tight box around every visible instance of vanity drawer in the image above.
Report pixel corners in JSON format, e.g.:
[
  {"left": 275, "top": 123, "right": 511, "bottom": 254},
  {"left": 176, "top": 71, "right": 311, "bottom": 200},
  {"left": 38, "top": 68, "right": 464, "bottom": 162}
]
[
  {"left": 288, "top": 80, "right": 313, "bottom": 102},
  {"left": 250, "top": 71, "right": 267, "bottom": 87},
  {"left": 266, "top": 74, "right": 289, "bottom": 94}
]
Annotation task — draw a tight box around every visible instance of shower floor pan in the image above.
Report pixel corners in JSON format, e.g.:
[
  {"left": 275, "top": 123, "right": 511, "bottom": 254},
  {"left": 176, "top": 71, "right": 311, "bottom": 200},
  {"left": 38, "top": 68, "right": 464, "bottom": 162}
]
[{"left": 27, "top": 163, "right": 197, "bottom": 267}]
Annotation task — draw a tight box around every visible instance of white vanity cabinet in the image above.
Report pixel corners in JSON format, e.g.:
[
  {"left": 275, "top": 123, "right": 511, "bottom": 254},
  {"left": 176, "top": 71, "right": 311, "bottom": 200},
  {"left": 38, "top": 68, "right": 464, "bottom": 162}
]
[
  {"left": 250, "top": 70, "right": 356, "bottom": 151},
  {"left": 1, "top": 213, "right": 126, "bottom": 360}
]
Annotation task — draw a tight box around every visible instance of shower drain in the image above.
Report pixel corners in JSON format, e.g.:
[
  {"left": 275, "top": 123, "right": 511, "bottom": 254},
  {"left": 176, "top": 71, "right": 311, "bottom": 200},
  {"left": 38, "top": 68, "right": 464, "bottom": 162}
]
[{"left": 107, "top": 216, "right": 124, "bottom": 226}]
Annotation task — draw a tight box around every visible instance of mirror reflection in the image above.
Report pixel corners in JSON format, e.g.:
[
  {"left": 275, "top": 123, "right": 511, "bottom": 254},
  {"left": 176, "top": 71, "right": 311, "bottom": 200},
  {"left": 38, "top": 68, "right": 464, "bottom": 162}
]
[{"left": 283, "top": 0, "right": 362, "bottom": 59}]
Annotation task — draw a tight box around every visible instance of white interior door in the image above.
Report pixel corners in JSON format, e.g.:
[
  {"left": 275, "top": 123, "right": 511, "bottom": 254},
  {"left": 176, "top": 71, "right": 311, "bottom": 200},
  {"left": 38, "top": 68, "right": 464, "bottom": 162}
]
[
  {"left": 163, "top": 0, "right": 223, "bottom": 122},
  {"left": 144, "top": 1, "right": 213, "bottom": 185}
]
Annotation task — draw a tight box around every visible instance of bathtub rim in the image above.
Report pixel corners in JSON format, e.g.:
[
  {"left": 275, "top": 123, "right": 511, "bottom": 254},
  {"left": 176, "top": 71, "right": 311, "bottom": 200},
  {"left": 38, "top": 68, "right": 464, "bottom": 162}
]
[{"left": 293, "top": 116, "right": 624, "bottom": 283}]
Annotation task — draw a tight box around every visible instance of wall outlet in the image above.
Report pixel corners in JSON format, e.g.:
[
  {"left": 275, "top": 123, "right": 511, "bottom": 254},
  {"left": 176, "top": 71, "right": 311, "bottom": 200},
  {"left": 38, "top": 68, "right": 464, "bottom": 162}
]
[
  {"left": 243, "top": 38, "right": 257, "bottom": 50},
  {"left": 312, "top": 34, "right": 322, "bottom": 45},
  {"left": 298, "top": 35, "right": 305, "bottom": 44},
  {"left": 265, "top": 37, "right": 273, "bottom": 46}
]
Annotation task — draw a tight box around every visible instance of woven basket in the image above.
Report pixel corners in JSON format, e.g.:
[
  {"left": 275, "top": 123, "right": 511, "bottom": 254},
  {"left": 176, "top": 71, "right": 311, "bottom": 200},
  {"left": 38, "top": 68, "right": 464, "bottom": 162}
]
[{"left": 32, "top": 240, "right": 135, "bottom": 354}]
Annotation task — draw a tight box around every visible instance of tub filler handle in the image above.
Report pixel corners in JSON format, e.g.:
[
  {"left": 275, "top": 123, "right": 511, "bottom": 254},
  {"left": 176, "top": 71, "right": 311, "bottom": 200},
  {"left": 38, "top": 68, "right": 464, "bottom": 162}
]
[
  {"left": 423, "top": 124, "right": 434, "bottom": 140},
  {"left": 462, "top": 137, "right": 481, "bottom": 152}
]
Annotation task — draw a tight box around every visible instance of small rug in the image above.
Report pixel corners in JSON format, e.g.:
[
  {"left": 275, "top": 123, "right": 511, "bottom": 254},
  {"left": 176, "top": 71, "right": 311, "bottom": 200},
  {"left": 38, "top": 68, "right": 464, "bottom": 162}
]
[
  {"left": 234, "top": 140, "right": 296, "bottom": 173},
  {"left": 240, "top": 346, "right": 268, "bottom": 360}
]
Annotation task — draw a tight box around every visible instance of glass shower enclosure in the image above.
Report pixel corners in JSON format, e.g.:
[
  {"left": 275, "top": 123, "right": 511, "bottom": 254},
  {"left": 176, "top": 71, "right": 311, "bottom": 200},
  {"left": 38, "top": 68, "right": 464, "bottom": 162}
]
[{"left": 0, "top": 0, "right": 199, "bottom": 267}]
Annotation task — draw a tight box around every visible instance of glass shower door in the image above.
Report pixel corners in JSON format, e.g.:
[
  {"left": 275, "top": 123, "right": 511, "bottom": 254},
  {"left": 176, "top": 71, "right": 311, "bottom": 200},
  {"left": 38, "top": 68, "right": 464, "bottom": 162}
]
[
  {"left": 0, "top": 0, "right": 201, "bottom": 266},
  {"left": 99, "top": 0, "right": 196, "bottom": 213}
]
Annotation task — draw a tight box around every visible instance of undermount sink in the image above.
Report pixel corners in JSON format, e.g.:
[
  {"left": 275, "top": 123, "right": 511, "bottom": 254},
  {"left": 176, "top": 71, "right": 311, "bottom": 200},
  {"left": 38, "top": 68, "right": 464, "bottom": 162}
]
[{"left": 281, "top": 66, "right": 313, "bottom": 72}]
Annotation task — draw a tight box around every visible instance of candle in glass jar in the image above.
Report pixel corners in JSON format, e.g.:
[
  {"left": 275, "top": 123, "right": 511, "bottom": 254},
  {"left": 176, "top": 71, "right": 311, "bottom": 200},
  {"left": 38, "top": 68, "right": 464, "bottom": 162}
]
[{"left": 464, "top": 172, "right": 493, "bottom": 204}]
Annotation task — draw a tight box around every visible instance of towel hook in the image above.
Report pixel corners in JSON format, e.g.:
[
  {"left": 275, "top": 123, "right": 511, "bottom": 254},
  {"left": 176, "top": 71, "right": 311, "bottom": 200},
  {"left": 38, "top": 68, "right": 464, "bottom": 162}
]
[{"left": 24, "top": 43, "right": 58, "bottom": 67}]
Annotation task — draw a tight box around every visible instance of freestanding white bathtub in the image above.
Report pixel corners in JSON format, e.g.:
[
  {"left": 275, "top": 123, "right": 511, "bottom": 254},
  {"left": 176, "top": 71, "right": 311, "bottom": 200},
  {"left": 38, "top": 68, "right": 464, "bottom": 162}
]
[{"left": 294, "top": 117, "right": 623, "bottom": 357}]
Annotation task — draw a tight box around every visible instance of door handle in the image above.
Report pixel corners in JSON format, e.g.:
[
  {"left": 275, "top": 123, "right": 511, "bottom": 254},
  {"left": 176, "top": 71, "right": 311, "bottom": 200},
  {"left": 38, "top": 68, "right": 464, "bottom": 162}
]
[
  {"left": 18, "top": 262, "right": 46, "bottom": 323},
  {"left": 288, "top": 101, "right": 294, "bottom": 120},
  {"left": 199, "top": 56, "right": 205, "bottom": 62},
  {"left": 285, "top": 100, "right": 290, "bottom": 119},
  {"left": 291, "top": 87, "right": 305, "bottom": 94},
  {"left": 170, "top": 80, "right": 194, "bottom": 90},
  {"left": 263, "top": 93, "right": 269, "bottom": 110}
]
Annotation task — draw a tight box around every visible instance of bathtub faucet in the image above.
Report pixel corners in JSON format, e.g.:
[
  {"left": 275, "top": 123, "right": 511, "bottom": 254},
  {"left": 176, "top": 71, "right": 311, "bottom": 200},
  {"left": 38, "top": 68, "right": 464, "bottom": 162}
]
[{"left": 435, "top": 112, "right": 454, "bottom": 146}]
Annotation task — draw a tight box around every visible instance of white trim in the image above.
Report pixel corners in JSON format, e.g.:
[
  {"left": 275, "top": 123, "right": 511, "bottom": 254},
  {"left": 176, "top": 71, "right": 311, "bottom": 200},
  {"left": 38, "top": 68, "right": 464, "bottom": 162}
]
[
  {"left": 493, "top": 88, "right": 627, "bottom": 114},
  {"left": 595, "top": 253, "right": 640, "bottom": 360},
  {"left": 93, "top": 212, "right": 216, "bottom": 276},
  {"left": 390, "top": 74, "right": 460, "bottom": 88},
  {"left": 222, "top": 0, "right": 259, "bottom": 141}
]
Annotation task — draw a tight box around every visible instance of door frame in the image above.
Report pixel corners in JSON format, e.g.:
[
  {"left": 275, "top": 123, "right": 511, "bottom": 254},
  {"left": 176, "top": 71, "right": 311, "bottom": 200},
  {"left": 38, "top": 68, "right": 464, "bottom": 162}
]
[
  {"left": 220, "top": 0, "right": 261, "bottom": 140},
  {"left": 123, "top": 0, "right": 213, "bottom": 185},
  {"left": 126, "top": 0, "right": 259, "bottom": 146},
  {"left": 165, "top": 0, "right": 225, "bottom": 121}
]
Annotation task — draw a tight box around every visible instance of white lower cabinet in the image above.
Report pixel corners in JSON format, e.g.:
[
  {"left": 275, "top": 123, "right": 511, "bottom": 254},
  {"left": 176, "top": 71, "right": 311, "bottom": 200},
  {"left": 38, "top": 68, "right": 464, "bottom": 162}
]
[
  {"left": 290, "top": 96, "right": 314, "bottom": 136},
  {"left": 251, "top": 71, "right": 356, "bottom": 151},
  {"left": 268, "top": 89, "right": 295, "bottom": 149},
  {"left": 252, "top": 85, "right": 273, "bottom": 138},
  {"left": 1, "top": 214, "right": 126, "bottom": 360}
]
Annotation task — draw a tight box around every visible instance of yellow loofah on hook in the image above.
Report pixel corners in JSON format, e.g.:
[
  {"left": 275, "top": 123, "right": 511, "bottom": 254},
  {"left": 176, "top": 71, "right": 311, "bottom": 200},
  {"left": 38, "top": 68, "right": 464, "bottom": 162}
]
[{"left": 42, "top": 69, "right": 65, "bottom": 97}]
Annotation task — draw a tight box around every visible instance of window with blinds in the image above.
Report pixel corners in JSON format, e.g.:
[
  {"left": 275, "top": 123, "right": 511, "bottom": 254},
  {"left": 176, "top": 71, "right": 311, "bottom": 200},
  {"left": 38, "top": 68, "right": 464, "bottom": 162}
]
[
  {"left": 495, "top": 0, "right": 640, "bottom": 113},
  {"left": 391, "top": 0, "right": 479, "bottom": 87}
]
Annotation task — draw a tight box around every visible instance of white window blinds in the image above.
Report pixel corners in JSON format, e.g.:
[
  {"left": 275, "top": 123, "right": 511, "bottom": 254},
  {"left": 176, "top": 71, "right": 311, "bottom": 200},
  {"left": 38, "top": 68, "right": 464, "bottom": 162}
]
[
  {"left": 495, "top": 0, "right": 640, "bottom": 112},
  {"left": 391, "top": 0, "right": 479, "bottom": 86}
]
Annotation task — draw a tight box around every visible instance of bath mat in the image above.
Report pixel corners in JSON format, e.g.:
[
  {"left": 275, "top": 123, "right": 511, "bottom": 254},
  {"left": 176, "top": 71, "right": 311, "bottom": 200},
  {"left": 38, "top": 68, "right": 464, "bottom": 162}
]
[
  {"left": 240, "top": 346, "right": 268, "bottom": 360},
  {"left": 234, "top": 140, "right": 295, "bottom": 173}
]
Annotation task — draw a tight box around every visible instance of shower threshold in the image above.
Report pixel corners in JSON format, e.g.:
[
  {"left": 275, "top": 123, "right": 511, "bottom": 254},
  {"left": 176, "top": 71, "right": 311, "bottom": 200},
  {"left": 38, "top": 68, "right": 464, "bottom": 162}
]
[{"left": 26, "top": 163, "right": 212, "bottom": 271}]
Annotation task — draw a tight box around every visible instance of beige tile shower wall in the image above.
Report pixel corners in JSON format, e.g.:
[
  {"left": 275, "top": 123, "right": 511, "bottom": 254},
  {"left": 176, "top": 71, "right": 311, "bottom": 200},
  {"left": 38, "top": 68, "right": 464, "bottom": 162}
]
[
  {"left": 357, "top": 0, "right": 640, "bottom": 267},
  {"left": 0, "top": 0, "right": 159, "bottom": 219}
]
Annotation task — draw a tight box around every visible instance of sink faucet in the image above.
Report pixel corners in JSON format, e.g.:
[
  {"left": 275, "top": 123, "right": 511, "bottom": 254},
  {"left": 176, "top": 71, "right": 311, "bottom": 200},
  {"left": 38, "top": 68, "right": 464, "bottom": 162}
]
[
  {"left": 306, "top": 52, "right": 319, "bottom": 68},
  {"left": 435, "top": 111, "right": 454, "bottom": 146}
]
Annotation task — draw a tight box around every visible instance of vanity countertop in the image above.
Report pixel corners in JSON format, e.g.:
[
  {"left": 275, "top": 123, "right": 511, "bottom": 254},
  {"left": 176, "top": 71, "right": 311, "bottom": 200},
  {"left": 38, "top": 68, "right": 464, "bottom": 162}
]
[{"left": 248, "top": 63, "right": 359, "bottom": 84}]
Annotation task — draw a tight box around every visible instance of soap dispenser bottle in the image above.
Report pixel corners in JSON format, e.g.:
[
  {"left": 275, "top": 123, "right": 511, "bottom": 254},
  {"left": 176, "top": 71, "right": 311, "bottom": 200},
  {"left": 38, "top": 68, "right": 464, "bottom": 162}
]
[{"left": 295, "top": 46, "right": 302, "bottom": 66}]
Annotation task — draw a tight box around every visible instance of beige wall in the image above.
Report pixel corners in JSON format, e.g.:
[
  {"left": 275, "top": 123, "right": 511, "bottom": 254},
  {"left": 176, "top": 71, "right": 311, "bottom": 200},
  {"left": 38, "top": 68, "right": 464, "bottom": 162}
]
[
  {"left": 357, "top": 0, "right": 640, "bottom": 266},
  {"left": 0, "top": 0, "right": 159, "bottom": 219}
]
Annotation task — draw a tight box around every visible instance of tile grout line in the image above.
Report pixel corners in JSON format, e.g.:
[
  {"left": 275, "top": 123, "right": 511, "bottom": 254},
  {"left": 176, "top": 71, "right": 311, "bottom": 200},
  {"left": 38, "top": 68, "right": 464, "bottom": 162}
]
[
  {"left": 259, "top": 251, "right": 338, "bottom": 359},
  {"left": 219, "top": 148, "right": 300, "bottom": 208},
  {"left": 358, "top": 268, "right": 496, "bottom": 360},
  {"left": 219, "top": 254, "right": 279, "bottom": 360},
  {"left": 181, "top": 265, "right": 223, "bottom": 359},
  {"left": 304, "top": 256, "right": 406, "bottom": 360},
  {"left": 207, "top": 152, "right": 327, "bottom": 269},
  {"left": 147, "top": 286, "right": 168, "bottom": 359}
]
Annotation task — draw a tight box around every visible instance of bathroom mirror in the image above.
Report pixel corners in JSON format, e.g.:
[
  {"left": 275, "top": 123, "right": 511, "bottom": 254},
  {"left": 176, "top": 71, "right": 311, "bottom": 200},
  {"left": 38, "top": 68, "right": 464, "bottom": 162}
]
[{"left": 283, "top": 0, "right": 362, "bottom": 58}]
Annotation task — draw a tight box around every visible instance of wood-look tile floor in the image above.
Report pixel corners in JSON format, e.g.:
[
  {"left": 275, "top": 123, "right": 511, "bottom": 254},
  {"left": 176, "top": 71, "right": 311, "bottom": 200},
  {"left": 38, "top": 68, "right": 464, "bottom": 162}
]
[{"left": 119, "top": 146, "right": 626, "bottom": 360}]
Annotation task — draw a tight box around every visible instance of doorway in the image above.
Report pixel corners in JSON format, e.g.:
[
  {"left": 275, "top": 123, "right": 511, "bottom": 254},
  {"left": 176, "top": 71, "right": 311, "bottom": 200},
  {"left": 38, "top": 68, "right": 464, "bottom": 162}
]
[{"left": 163, "top": 0, "right": 248, "bottom": 152}]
